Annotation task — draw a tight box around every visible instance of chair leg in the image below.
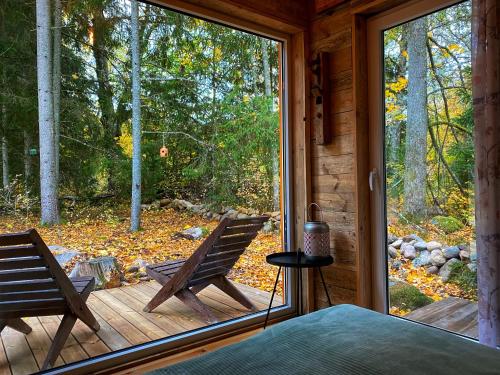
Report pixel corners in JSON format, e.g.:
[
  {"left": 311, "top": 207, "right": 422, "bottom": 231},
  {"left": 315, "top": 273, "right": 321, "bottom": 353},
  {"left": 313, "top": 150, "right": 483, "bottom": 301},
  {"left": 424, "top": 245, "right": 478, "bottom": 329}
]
[
  {"left": 5, "top": 318, "right": 32, "bottom": 335},
  {"left": 42, "top": 313, "right": 77, "bottom": 370},
  {"left": 144, "top": 284, "right": 177, "bottom": 312},
  {"left": 190, "top": 281, "right": 211, "bottom": 295},
  {"left": 212, "top": 276, "right": 259, "bottom": 312},
  {"left": 175, "top": 289, "right": 218, "bottom": 324}
]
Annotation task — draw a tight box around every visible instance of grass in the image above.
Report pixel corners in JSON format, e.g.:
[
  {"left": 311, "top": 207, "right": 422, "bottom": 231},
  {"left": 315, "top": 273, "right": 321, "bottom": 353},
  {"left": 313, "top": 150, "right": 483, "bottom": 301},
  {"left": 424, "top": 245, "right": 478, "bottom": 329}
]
[
  {"left": 389, "top": 281, "right": 433, "bottom": 311},
  {"left": 448, "top": 261, "right": 477, "bottom": 300}
]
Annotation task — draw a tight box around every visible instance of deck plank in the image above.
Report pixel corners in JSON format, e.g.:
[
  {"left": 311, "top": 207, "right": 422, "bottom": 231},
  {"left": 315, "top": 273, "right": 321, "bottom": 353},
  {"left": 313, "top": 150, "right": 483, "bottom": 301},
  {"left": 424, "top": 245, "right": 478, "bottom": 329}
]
[
  {"left": 68, "top": 318, "right": 111, "bottom": 358},
  {"left": 84, "top": 310, "right": 131, "bottom": 352},
  {"left": 24, "top": 318, "right": 64, "bottom": 369},
  {"left": 1, "top": 327, "right": 38, "bottom": 375},
  {"left": 0, "top": 336, "right": 11, "bottom": 375}
]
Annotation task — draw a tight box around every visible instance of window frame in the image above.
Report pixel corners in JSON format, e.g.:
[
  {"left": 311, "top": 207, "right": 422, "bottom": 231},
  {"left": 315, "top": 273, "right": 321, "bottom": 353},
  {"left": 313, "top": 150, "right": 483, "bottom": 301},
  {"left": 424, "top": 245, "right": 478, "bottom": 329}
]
[{"left": 41, "top": 1, "right": 301, "bottom": 374}]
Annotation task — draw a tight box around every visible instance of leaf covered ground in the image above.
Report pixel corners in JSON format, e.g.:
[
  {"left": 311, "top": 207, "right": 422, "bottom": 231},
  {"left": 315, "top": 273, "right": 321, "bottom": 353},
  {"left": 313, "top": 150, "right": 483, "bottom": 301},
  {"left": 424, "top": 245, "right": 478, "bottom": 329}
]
[{"left": 0, "top": 206, "right": 283, "bottom": 294}]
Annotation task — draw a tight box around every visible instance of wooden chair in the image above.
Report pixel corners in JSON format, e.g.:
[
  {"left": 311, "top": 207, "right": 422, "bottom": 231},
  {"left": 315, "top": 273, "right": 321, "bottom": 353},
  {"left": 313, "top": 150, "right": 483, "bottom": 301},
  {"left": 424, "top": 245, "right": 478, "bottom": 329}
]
[
  {"left": 144, "top": 216, "right": 269, "bottom": 323},
  {"left": 0, "top": 229, "right": 100, "bottom": 370}
]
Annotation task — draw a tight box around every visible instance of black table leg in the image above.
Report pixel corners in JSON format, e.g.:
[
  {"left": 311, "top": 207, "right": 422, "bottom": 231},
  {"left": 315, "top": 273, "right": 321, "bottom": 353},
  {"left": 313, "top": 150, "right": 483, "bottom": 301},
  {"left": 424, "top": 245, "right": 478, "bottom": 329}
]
[
  {"left": 298, "top": 267, "right": 303, "bottom": 315},
  {"left": 264, "top": 266, "right": 281, "bottom": 329},
  {"left": 318, "top": 267, "right": 332, "bottom": 306}
]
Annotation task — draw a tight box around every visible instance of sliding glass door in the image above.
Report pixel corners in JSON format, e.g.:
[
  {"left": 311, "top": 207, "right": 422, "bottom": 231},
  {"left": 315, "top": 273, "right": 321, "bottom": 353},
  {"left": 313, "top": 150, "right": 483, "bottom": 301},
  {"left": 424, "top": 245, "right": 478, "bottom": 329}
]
[{"left": 369, "top": 0, "right": 477, "bottom": 338}]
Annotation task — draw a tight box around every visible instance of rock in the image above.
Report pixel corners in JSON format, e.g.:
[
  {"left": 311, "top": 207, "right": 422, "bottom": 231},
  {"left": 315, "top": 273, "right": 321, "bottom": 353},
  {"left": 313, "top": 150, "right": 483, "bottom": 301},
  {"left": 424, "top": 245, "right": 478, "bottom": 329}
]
[
  {"left": 459, "top": 250, "right": 470, "bottom": 262},
  {"left": 391, "top": 260, "right": 402, "bottom": 270},
  {"left": 69, "top": 256, "right": 122, "bottom": 289},
  {"left": 430, "top": 249, "right": 446, "bottom": 266},
  {"left": 139, "top": 276, "right": 151, "bottom": 282},
  {"left": 213, "top": 214, "right": 221, "bottom": 221},
  {"left": 388, "top": 246, "right": 398, "bottom": 259},
  {"left": 426, "top": 266, "right": 439, "bottom": 275},
  {"left": 408, "top": 240, "right": 416, "bottom": 246},
  {"left": 190, "top": 204, "right": 205, "bottom": 214},
  {"left": 470, "top": 242, "right": 477, "bottom": 262},
  {"left": 439, "top": 258, "right": 460, "bottom": 282},
  {"left": 172, "top": 227, "right": 204, "bottom": 240},
  {"left": 49, "top": 245, "right": 80, "bottom": 268},
  {"left": 427, "top": 241, "right": 443, "bottom": 251},
  {"left": 391, "top": 239, "right": 403, "bottom": 249},
  {"left": 262, "top": 221, "right": 274, "bottom": 233},
  {"left": 467, "top": 262, "right": 477, "bottom": 273},
  {"left": 237, "top": 213, "right": 249, "bottom": 219},
  {"left": 458, "top": 244, "right": 469, "bottom": 251},
  {"left": 414, "top": 241, "right": 428, "bottom": 251},
  {"left": 403, "top": 234, "right": 424, "bottom": 243},
  {"left": 412, "top": 250, "right": 431, "bottom": 267},
  {"left": 127, "top": 266, "right": 139, "bottom": 273},
  {"left": 271, "top": 211, "right": 280, "bottom": 218},
  {"left": 443, "top": 246, "right": 460, "bottom": 259},
  {"left": 387, "top": 234, "right": 398, "bottom": 244},
  {"left": 402, "top": 243, "right": 416, "bottom": 260},
  {"left": 159, "top": 198, "right": 172, "bottom": 207},
  {"left": 221, "top": 209, "right": 239, "bottom": 221}
]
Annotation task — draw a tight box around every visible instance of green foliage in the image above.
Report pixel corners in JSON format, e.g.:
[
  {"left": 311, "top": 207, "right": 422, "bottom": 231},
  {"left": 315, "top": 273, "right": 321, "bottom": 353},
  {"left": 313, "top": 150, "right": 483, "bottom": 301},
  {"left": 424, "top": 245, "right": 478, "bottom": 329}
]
[
  {"left": 448, "top": 261, "right": 477, "bottom": 299},
  {"left": 389, "top": 281, "right": 433, "bottom": 310},
  {"left": 431, "top": 215, "right": 464, "bottom": 233}
]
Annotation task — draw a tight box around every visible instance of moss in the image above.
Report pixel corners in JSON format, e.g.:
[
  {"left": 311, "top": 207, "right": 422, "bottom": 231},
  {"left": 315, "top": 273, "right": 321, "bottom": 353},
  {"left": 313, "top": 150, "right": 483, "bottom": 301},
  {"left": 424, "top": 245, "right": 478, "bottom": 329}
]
[
  {"left": 431, "top": 215, "right": 464, "bottom": 233},
  {"left": 389, "top": 281, "right": 433, "bottom": 311}
]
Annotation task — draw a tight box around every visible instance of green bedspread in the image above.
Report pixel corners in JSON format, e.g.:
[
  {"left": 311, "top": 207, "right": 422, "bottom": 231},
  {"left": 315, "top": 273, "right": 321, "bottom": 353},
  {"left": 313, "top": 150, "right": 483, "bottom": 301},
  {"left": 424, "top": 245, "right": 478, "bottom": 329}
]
[{"left": 148, "top": 304, "right": 500, "bottom": 375}]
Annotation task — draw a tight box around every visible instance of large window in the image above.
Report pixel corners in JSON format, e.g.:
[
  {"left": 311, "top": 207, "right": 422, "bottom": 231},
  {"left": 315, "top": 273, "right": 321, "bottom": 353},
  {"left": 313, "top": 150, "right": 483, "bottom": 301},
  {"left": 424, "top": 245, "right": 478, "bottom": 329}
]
[{"left": 0, "top": 1, "right": 290, "bottom": 373}]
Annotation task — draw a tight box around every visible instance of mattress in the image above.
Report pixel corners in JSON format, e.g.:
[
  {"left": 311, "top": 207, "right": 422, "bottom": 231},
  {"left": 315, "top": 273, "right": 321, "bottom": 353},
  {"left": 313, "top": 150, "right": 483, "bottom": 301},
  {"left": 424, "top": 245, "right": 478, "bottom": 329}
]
[{"left": 147, "top": 304, "right": 500, "bottom": 375}]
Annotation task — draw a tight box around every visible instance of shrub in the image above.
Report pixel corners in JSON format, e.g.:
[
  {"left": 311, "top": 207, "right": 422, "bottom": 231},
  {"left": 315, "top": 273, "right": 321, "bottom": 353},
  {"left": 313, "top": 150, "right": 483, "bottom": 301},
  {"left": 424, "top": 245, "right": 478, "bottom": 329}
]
[
  {"left": 448, "top": 261, "right": 477, "bottom": 300},
  {"left": 389, "top": 281, "right": 433, "bottom": 311},
  {"left": 431, "top": 215, "right": 464, "bottom": 233}
]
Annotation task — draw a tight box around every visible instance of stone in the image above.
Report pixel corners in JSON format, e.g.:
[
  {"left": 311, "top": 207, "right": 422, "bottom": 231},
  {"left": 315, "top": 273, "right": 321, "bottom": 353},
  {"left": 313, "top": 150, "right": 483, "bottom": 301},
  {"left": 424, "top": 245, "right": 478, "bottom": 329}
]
[
  {"left": 127, "top": 266, "right": 139, "bottom": 273},
  {"left": 391, "top": 260, "right": 402, "bottom": 270},
  {"left": 459, "top": 250, "right": 470, "bottom": 262},
  {"left": 439, "top": 258, "right": 460, "bottom": 282},
  {"left": 262, "top": 221, "right": 274, "bottom": 233},
  {"left": 237, "top": 213, "right": 249, "bottom": 219},
  {"left": 387, "top": 234, "right": 398, "bottom": 244},
  {"left": 427, "top": 241, "right": 443, "bottom": 251},
  {"left": 412, "top": 250, "right": 431, "bottom": 267},
  {"left": 69, "top": 256, "right": 122, "bottom": 289},
  {"left": 403, "top": 234, "right": 424, "bottom": 243},
  {"left": 402, "top": 243, "right": 416, "bottom": 260},
  {"left": 49, "top": 245, "right": 80, "bottom": 268},
  {"left": 159, "top": 198, "right": 172, "bottom": 207},
  {"left": 467, "top": 262, "right": 477, "bottom": 273},
  {"left": 172, "top": 227, "right": 204, "bottom": 240},
  {"left": 443, "top": 246, "right": 460, "bottom": 259},
  {"left": 391, "top": 239, "right": 403, "bottom": 249},
  {"left": 409, "top": 240, "right": 416, "bottom": 246},
  {"left": 430, "top": 249, "right": 446, "bottom": 266},
  {"left": 426, "top": 266, "right": 439, "bottom": 275},
  {"left": 414, "top": 241, "right": 428, "bottom": 251},
  {"left": 221, "top": 209, "right": 239, "bottom": 221},
  {"left": 139, "top": 276, "right": 151, "bottom": 282},
  {"left": 388, "top": 246, "right": 398, "bottom": 259}
]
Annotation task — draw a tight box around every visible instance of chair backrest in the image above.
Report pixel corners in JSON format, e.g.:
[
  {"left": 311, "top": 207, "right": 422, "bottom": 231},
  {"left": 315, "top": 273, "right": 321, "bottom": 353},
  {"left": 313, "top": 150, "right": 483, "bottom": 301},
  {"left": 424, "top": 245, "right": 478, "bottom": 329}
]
[
  {"left": 0, "top": 229, "right": 76, "bottom": 319},
  {"left": 187, "top": 216, "right": 269, "bottom": 287}
]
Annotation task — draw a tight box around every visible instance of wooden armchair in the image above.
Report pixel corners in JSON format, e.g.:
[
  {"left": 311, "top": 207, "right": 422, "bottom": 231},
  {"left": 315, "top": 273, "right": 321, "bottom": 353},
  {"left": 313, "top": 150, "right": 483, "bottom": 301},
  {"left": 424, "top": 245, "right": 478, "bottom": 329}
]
[
  {"left": 0, "top": 229, "right": 100, "bottom": 370},
  {"left": 143, "top": 216, "right": 269, "bottom": 323}
]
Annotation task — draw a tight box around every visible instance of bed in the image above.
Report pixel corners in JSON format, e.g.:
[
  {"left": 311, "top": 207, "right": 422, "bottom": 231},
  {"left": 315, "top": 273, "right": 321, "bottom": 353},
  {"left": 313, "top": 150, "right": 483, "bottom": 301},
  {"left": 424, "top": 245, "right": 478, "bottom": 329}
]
[{"left": 148, "top": 304, "right": 500, "bottom": 375}]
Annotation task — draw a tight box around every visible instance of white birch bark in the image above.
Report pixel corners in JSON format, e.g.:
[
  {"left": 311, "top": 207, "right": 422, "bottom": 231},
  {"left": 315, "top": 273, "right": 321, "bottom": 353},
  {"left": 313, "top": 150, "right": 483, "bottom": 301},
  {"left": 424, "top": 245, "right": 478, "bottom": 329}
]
[
  {"left": 36, "top": 0, "right": 59, "bottom": 225},
  {"left": 261, "top": 38, "right": 280, "bottom": 211},
  {"left": 52, "top": 0, "right": 61, "bottom": 185},
  {"left": 1, "top": 14, "right": 9, "bottom": 191},
  {"left": 130, "top": 0, "right": 142, "bottom": 231},
  {"left": 24, "top": 130, "right": 32, "bottom": 189},
  {"left": 403, "top": 18, "right": 428, "bottom": 217}
]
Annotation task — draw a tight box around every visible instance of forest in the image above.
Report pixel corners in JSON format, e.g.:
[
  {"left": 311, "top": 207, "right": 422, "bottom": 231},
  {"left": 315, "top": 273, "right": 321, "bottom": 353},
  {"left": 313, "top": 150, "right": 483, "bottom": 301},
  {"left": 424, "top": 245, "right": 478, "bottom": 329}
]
[{"left": 0, "top": 0, "right": 280, "bottom": 229}]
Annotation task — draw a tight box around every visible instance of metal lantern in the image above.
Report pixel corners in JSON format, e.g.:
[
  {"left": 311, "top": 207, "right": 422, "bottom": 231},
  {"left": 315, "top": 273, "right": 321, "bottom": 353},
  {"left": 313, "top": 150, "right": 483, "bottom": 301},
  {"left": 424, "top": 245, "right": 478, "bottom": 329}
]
[{"left": 304, "top": 203, "right": 330, "bottom": 257}]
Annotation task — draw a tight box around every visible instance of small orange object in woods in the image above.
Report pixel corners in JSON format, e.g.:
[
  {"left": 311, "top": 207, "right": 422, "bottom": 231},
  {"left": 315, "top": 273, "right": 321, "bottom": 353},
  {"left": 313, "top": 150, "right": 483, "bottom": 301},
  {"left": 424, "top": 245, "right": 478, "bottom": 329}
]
[{"left": 160, "top": 147, "right": 169, "bottom": 158}]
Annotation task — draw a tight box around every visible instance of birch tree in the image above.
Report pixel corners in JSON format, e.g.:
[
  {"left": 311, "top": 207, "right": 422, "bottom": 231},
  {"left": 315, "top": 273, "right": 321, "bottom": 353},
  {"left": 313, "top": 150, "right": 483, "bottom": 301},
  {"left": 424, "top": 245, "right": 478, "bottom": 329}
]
[
  {"left": 1, "top": 8, "right": 9, "bottom": 191},
  {"left": 261, "top": 38, "right": 280, "bottom": 211},
  {"left": 403, "top": 18, "right": 428, "bottom": 217},
  {"left": 52, "top": 0, "right": 61, "bottom": 185},
  {"left": 130, "top": 0, "right": 142, "bottom": 231},
  {"left": 36, "top": 0, "right": 59, "bottom": 225}
]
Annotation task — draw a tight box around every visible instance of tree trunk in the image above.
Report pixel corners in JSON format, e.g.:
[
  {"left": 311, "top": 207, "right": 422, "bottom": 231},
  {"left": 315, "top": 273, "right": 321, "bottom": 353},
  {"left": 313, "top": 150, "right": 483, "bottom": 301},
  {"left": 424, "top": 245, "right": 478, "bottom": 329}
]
[
  {"left": 52, "top": 0, "right": 61, "bottom": 186},
  {"left": 472, "top": 0, "right": 500, "bottom": 348},
  {"left": 261, "top": 38, "right": 280, "bottom": 211},
  {"left": 36, "top": 0, "right": 59, "bottom": 225},
  {"left": 1, "top": 14, "right": 8, "bottom": 192},
  {"left": 403, "top": 18, "right": 428, "bottom": 217},
  {"left": 130, "top": 0, "right": 142, "bottom": 232},
  {"left": 24, "top": 130, "right": 32, "bottom": 189}
]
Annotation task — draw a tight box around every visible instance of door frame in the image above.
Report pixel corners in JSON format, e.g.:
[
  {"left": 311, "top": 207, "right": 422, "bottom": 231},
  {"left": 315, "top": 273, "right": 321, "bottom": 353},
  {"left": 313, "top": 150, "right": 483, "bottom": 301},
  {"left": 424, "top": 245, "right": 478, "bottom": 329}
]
[{"left": 367, "top": 0, "right": 465, "bottom": 313}]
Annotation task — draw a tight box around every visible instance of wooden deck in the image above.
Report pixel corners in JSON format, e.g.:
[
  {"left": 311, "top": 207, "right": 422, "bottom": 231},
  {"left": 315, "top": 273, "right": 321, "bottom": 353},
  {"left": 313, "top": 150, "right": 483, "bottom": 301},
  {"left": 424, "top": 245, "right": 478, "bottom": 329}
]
[
  {"left": 0, "top": 281, "right": 280, "bottom": 375},
  {"left": 405, "top": 297, "right": 478, "bottom": 339}
]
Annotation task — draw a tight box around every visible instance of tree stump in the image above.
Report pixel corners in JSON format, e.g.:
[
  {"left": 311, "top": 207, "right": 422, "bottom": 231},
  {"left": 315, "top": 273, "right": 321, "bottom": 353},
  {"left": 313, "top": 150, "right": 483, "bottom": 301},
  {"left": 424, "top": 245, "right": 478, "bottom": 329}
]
[{"left": 69, "top": 256, "right": 122, "bottom": 289}]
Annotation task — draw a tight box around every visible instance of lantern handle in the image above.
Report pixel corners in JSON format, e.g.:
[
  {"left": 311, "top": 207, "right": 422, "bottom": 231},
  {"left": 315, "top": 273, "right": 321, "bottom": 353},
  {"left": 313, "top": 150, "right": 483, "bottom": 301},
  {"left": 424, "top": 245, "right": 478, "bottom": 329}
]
[{"left": 307, "top": 203, "right": 324, "bottom": 222}]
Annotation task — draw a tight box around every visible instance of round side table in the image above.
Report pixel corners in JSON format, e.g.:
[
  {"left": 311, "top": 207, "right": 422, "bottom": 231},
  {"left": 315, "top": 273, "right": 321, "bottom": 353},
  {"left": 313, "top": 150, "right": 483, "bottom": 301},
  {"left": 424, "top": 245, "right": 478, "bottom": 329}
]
[{"left": 264, "top": 251, "right": 333, "bottom": 328}]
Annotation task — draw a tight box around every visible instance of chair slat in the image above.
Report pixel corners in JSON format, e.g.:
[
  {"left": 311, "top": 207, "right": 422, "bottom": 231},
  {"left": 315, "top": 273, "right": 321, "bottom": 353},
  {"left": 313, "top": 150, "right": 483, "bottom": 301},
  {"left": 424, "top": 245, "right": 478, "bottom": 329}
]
[
  {"left": 215, "top": 233, "right": 257, "bottom": 247},
  {"left": 224, "top": 217, "right": 268, "bottom": 226},
  {"left": 0, "top": 289, "right": 63, "bottom": 302},
  {"left": 205, "top": 248, "right": 245, "bottom": 262},
  {"left": 212, "top": 243, "right": 250, "bottom": 253},
  {"left": 0, "top": 279, "right": 59, "bottom": 293},
  {"left": 0, "top": 257, "right": 46, "bottom": 271},
  {"left": 197, "top": 258, "right": 237, "bottom": 274},
  {"left": 0, "top": 232, "right": 33, "bottom": 247},
  {"left": 154, "top": 262, "right": 185, "bottom": 274},
  {"left": 0, "top": 305, "right": 67, "bottom": 319},
  {"left": 0, "top": 245, "right": 39, "bottom": 259},
  {"left": 0, "top": 298, "right": 67, "bottom": 311},
  {"left": 221, "top": 224, "right": 263, "bottom": 236},
  {"left": 191, "top": 266, "right": 229, "bottom": 281},
  {"left": 0, "top": 268, "right": 53, "bottom": 282}
]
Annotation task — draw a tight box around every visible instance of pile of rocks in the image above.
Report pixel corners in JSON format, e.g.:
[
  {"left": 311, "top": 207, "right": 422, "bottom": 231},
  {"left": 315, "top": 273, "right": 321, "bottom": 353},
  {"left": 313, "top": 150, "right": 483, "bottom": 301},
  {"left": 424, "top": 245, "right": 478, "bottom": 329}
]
[
  {"left": 388, "top": 234, "right": 477, "bottom": 282},
  {"left": 142, "top": 198, "right": 280, "bottom": 233}
]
